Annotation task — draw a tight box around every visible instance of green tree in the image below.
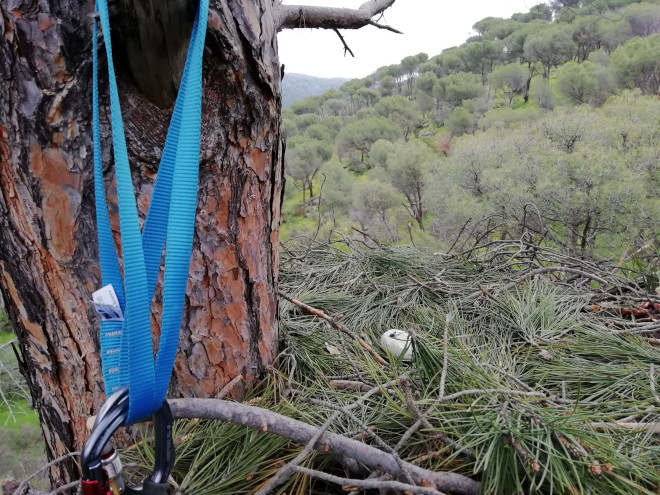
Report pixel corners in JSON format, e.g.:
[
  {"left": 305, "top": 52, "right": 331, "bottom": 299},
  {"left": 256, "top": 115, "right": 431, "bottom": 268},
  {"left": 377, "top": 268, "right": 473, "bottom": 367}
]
[
  {"left": 530, "top": 77, "right": 555, "bottom": 109},
  {"left": 355, "top": 87, "right": 381, "bottom": 107},
  {"left": 294, "top": 113, "right": 321, "bottom": 133},
  {"left": 378, "top": 75, "right": 397, "bottom": 97},
  {"left": 352, "top": 180, "right": 400, "bottom": 241},
  {"left": 489, "top": 63, "right": 530, "bottom": 107},
  {"left": 624, "top": 2, "right": 660, "bottom": 37},
  {"left": 291, "top": 96, "right": 322, "bottom": 115},
  {"left": 374, "top": 96, "right": 420, "bottom": 141},
  {"left": 286, "top": 137, "right": 333, "bottom": 203},
  {"left": 504, "top": 21, "right": 546, "bottom": 63},
  {"left": 600, "top": 17, "right": 632, "bottom": 53},
  {"left": 555, "top": 5, "right": 578, "bottom": 23},
  {"left": 541, "top": 107, "right": 588, "bottom": 153},
  {"left": 282, "top": 108, "right": 298, "bottom": 137},
  {"left": 446, "top": 107, "right": 474, "bottom": 136},
  {"left": 433, "top": 72, "right": 484, "bottom": 108},
  {"left": 550, "top": 0, "right": 580, "bottom": 13},
  {"left": 556, "top": 61, "right": 598, "bottom": 104},
  {"left": 524, "top": 25, "right": 576, "bottom": 78},
  {"left": 319, "top": 116, "right": 343, "bottom": 141},
  {"left": 610, "top": 35, "right": 660, "bottom": 94},
  {"left": 321, "top": 88, "right": 343, "bottom": 101},
  {"left": 304, "top": 123, "right": 334, "bottom": 143},
  {"left": 385, "top": 140, "right": 436, "bottom": 230},
  {"left": 318, "top": 160, "right": 354, "bottom": 226},
  {"left": 369, "top": 139, "right": 396, "bottom": 168},
  {"left": 503, "top": 22, "right": 545, "bottom": 100},
  {"left": 336, "top": 117, "right": 402, "bottom": 170},
  {"left": 459, "top": 40, "right": 504, "bottom": 83},
  {"left": 435, "top": 99, "right": 657, "bottom": 250},
  {"left": 478, "top": 107, "right": 541, "bottom": 130},
  {"left": 400, "top": 53, "right": 428, "bottom": 96},
  {"left": 473, "top": 16, "right": 501, "bottom": 38},
  {"left": 473, "top": 17, "right": 521, "bottom": 41},
  {"left": 450, "top": 131, "right": 509, "bottom": 196},
  {"left": 341, "top": 78, "right": 373, "bottom": 113},
  {"left": 534, "top": 144, "right": 634, "bottom": 250},
  {"left": 571, "top": 15, "right": 604, "bottom": 62},
  {"left": 513, "top": 3, "right": 553, "bottom": 23},
  {"left": 340, "top": 78, "right": 368, "bottom": 96},
  {"left": 323, "top": 98, "right": 349, "bottom": 117},
  {"left": 383, "top": 64, "right": 405, "bottom": 94},
  {"left": 413, "top": 71, "right": 438, "bottom": 113},
  {"left": 436, "top": 49, "right": 467, "bottom": 76}
]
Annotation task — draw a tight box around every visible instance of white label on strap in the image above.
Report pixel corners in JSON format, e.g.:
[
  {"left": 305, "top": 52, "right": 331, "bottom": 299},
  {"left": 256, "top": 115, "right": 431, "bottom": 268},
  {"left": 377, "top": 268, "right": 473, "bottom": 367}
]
[{"left": 92, "top": 285, "right": 124, "bottom": 322}]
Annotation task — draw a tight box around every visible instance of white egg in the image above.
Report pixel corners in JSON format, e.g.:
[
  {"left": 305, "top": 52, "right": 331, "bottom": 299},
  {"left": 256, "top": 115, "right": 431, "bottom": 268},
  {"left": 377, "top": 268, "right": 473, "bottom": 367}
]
[{"left": 380, "top": 329, "right": 413, "bottom": 362}]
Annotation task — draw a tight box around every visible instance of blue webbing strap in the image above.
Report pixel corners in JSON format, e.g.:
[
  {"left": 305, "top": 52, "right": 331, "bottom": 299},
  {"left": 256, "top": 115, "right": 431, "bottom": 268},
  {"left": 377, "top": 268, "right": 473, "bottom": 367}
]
[
  {"left": 92, "top": 17, "right": 124, "bottom": 390},
  {"left": 93, "top": 0, "right": 208, "bottom": 423}
]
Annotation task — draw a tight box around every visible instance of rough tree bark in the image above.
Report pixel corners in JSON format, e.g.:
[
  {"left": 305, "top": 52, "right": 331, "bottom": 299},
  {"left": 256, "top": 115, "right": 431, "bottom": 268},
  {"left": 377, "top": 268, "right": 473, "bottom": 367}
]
[{"left": 0, "top": 0, "right": 397, "bottom": 487}]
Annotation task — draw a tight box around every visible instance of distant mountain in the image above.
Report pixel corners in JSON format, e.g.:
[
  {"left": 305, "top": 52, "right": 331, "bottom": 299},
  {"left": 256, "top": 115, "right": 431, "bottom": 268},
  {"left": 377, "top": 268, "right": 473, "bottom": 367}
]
[{"left": 282, "top": 73, "right": 349, "bottom": 108}]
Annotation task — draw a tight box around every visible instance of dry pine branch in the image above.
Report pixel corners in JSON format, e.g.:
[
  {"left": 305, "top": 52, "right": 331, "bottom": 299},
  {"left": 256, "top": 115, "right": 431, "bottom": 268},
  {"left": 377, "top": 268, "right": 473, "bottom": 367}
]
[
  {"left": 169, "top": 398, "right": 480, "bottom": 495},
  {"left": 276, "top": 0, "right": 400, "bottom": 32}
]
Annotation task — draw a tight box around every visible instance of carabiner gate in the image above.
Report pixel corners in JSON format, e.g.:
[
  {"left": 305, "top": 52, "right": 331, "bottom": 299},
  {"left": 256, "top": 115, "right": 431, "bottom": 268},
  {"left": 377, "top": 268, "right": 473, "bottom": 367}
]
[{"left": 81, "top": 388, "right": 174, "bottom": 495}]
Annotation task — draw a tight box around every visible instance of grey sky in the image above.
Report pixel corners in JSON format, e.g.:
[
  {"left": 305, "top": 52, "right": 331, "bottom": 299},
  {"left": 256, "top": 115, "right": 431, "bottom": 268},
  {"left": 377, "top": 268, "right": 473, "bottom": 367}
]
[{"left": 277, "top": 0, "right": 533, "bottom": 78}]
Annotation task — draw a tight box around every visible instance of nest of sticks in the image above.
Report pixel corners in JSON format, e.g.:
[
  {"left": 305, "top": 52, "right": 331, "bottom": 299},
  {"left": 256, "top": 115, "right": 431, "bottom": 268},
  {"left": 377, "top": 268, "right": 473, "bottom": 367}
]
[{"left": 122, "top": 236, "right": 660, "bottom": 495}]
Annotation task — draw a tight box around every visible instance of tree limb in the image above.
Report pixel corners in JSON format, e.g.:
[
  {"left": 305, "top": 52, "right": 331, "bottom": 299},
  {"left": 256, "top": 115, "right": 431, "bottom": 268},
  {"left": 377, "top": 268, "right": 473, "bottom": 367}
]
[
  {"left": 590, "top": 422, "right": 660, "bottom": 434},
  {"left": 278, "top": 291, "right": 388, "bottom": 365},
  {"left": 290, "top": 466, "right": 447, "bottom": 495},
  {"left": 254, "top": 410, "right": 342, "bottom": 495},
  {"left": 168, "top": 398, "right": 480, "bottom": 495},
  {"left": 332, "top": 28, "right": 355, "bottom": 57},
  {"left": 276, "top": 0, "right": 401, "bottom": 33},
  {"left": 299, "top": 395, "right": 417, "bottom": 485}
]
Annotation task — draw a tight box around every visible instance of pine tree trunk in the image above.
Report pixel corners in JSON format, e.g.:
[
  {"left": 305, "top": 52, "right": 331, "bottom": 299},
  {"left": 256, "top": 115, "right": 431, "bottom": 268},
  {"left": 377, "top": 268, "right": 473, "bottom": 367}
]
[{"left": 0, "top": 0, "right": 283, "bottom": 485}]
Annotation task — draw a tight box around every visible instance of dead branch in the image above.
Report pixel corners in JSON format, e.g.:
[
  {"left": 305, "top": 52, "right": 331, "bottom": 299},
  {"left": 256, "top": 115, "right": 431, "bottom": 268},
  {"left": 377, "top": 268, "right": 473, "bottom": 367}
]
[
  {"left": 502, "top": 266, "right": 611, "bottom": 291},
  {"left": 399, "top": 378, "right": 473, "bottom": 459},
  {"left": 611, "top": 323, "right": 660, "bottom": 335},
  {"left": 276, "top": 0, "right": 401, "bottom": 32},
  {"left": 330, "top": 379, "right": 377, "bottom": 392},
  {"left": 327, "top": 371, "right": 373, "bottom": 380},
  {"left": 447, "top": 218, "right": 472, "bottom": 255},
  {"left": 278, "top": 291, "right": 388, "bottom": 365},
  {"left": 0, "top": 337, "right": 17, "bottom": 353},
  {"left": 590, "top": 422, "right": 660, "bottom": 434},
  {"left": 332, "top": 28, "right": 355, "bottom": 57},
  {"left": 254, "top": 411, "right": 342, "bottom": 495},
  {"left": 216, "top": 374, "right": 243, "bottom": 399},
  {"left": 434, "top": 389, "right": 546, "bottom": 403},
  {"left": 300, "top": 395, "right": 417, "bottom": 485},
  {"left": 440, "top": 314, "right": 451, "bottom": 398},
  {"left": 290, "top": 465, "right": 447, "bottom": 494},
  {"left": 168, "top": 398, "right": 480, "bottom": 495},
  {"left": 651, "top": 364, "right": 660, "bottom": 406},
  {"left": 351, "top": 226, "right": 382, "bottom": 247},
  {"left": 347, "top": 472, "right": 383, "bottom": 495},
  {"left": 46, "top": 481, "right": 79, "bottom": 495},
  {"left": 9, "top": 452, "right": 80, "bottom": 495}
]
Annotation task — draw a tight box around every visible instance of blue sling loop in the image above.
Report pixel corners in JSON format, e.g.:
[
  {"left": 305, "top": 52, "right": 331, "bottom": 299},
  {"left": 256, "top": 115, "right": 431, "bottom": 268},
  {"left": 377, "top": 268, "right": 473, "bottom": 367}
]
[{"left": 92, "top": 0, "right": 208, "bottom": 423}]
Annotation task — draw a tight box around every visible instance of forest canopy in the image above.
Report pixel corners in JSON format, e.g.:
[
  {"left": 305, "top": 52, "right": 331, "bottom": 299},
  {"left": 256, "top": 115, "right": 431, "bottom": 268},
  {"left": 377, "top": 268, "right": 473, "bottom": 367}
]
[{"left": 281, "top": 0, "right": 660, "bottom": 262}]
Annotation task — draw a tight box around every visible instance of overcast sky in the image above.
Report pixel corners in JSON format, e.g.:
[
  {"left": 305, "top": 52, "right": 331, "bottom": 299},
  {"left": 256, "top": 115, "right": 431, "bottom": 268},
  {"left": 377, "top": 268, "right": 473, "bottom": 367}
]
[{"left": 277, "top": 0, "right": 534, "bottom": 79}]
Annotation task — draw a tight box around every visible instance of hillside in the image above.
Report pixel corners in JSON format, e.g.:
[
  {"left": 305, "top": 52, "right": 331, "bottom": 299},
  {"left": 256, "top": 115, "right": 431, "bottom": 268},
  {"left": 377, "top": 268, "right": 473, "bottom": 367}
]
[
  {"left": 280, "top": 0, "right": 660, "bottom": 267},
  {"left": 281, "top": 72, "right": 349, "bottom": 108}
]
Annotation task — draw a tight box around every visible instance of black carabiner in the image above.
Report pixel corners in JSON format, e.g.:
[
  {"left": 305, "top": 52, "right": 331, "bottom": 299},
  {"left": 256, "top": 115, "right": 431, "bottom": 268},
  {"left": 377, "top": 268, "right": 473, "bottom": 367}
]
[{"left": 81, "top": 387, "right": 174, "bottom": 495}]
